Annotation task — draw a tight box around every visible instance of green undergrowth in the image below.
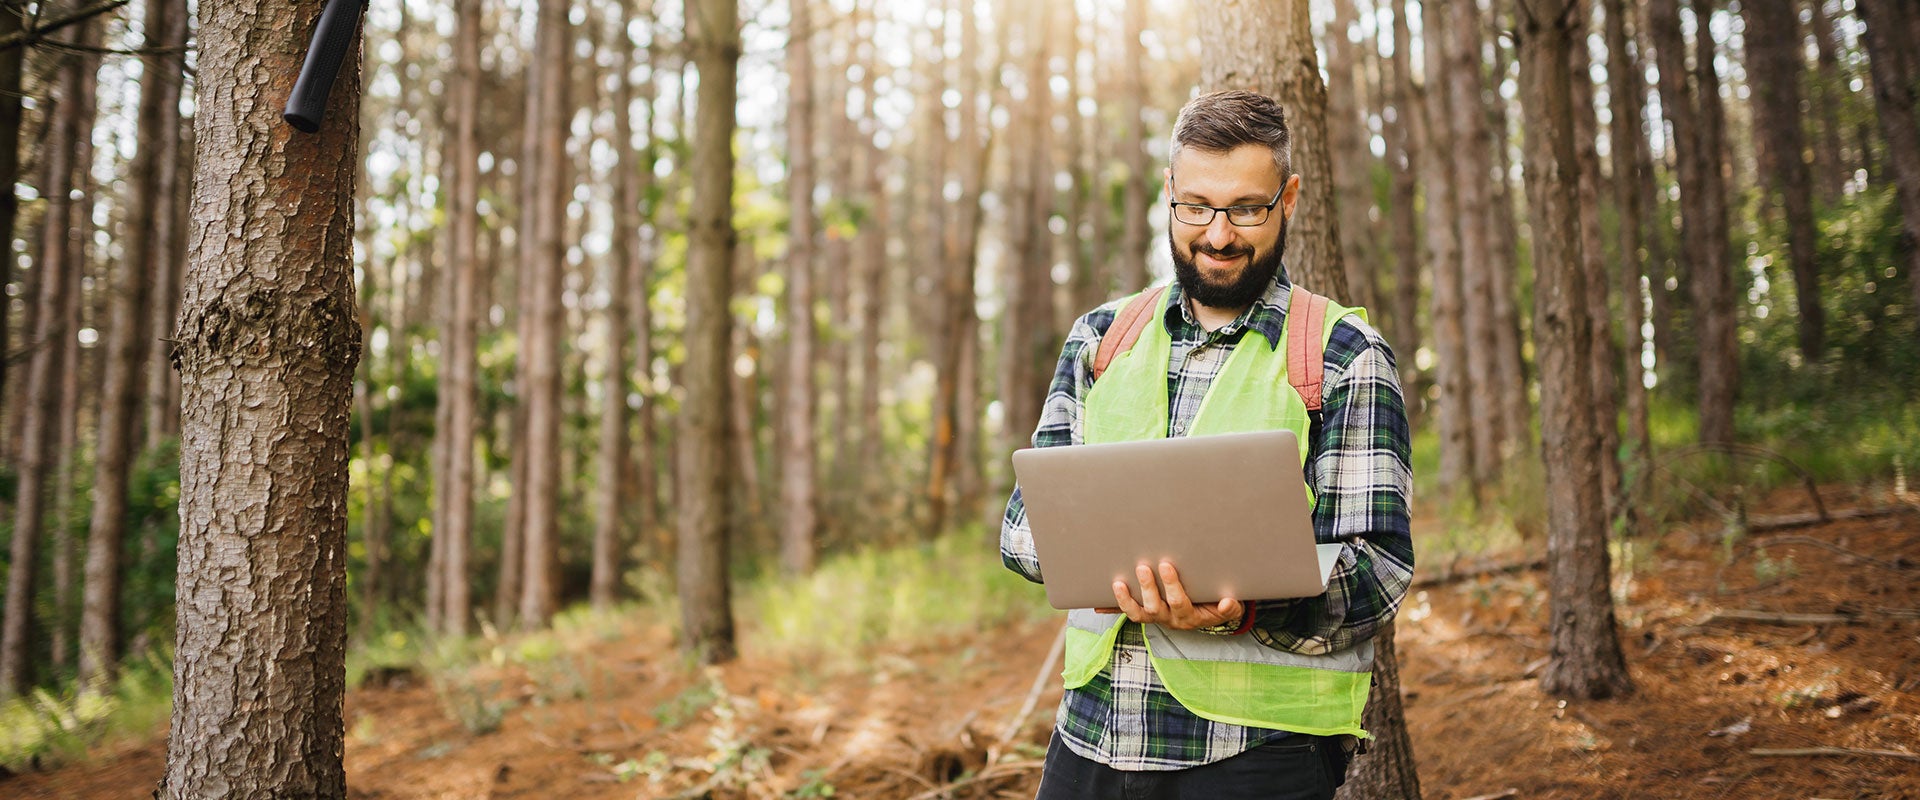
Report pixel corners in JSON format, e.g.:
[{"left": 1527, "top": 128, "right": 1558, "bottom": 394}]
[{"left": 0, "top": 648, "right": 174, "bottom": 773}]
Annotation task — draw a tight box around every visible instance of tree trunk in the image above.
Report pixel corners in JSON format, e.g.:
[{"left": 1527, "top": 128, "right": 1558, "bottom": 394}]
[
  {"left": 998, "top": 0, "right": 1054, "bottom": 469},
  {"left": 437, "top": 0, "right": 484, "bottom": 633},
  {"left": 1515, "top": 0, "right": 1634, "bottom": 701},
  {"left": 80, "top": 0, "right": 184, "bottom": 689},
  {"left": 855, "top": 0, "right": 889, "bottom": 496},
  {"left": 519, "top": 0, "right": 572, "bottom": 628},
  {"left": 1858, "top": 0, "right": 1920, "bottom": 323},
  {"left": 1744, "top": 0, "right": 1824, "bottom": 359},
  {"left": 1569, "top": 10, "right": 1624, "bottom": 526},
  {"left": 53, "top": 20, "right": 105, "bottom": 671},
  {"left": 160, "top": 0, "right": 363, "bottom": 792},
  {"left": 1333, "top": 623, "right": 1421, "bottom": 799},
  {"left": 927, "top": 0, "right": 982, "bottom": 535},
  {"left": 780, "top": 0, "right": 819, "bottom": 574},
  {"left": 1449, "top": 0, "right": 1504, "bottom": 485},
  {"left": 1418, "top": 3, "right": 1473, "bottom": 500},
  {"left": 148, "top": 103, "right": 193, "bottom": 444},
  {"left": 0, "top": 3, "right": 21, "bottom": 418},
  {"left": 1605, "top": 0, "right": 1652, "bottom": 528},
  {"left": 1384, "top": 0, "right": 1423, "bottom": 417},
  {"left": 1327, "top": 0, "right": 1377, "bottom": 310},
  {"left": 1691, "top": 0, "right": 1738, "bottom": 445},
  {"left": 1119, "top": 0, "right": 1152, "bottom": 292},
  {"left": 1485, "top": 11, "right": 1534, "bottom": 461},
  {"left": 1806, "top": 0, "right": 1848, "bottom": 203},
  {"left": 629, "top": 10, "right": 661, "bottom": 558},
  {"left": 1194, "top": 0, "right": 1347, "bottom": 296},
  {"left": 680, "top": 0, "right": 740, "bottom": 666},
  {"left": 0, "top": 21, "right": 92, "bottom": 698},
  {"left": 499, "top": 29, "right": 545, "bottom": 630}
]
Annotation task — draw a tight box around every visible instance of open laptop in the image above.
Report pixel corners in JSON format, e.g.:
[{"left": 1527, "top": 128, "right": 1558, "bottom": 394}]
[{"left": 1011, "top": 429, "right": 1342, "bottom": 611}]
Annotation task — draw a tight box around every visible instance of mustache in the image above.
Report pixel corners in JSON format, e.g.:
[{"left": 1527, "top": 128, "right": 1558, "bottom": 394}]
[{"left": 1192, "top": 242, "right": 1253, "bottom": 259}]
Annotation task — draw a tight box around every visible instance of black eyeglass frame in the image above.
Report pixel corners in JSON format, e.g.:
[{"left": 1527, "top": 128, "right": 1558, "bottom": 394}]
[{"left": 1167, "top": 177, "right": 1288, "bottom": 228}]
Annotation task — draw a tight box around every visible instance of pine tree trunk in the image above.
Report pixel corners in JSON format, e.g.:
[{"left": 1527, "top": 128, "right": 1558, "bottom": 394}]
[
  {"left": 0, "top": 21, "right": 92, "bottom": 698},
  {"left": 53, "top": 22, "right": 103, "bottom": 669},
  {"left": 80, "top": 0, "right": 183, "bottom": 689},
  {"left": 1487, "top": 0, "right": 1535, "bottom": 461},
  {"left": 1333, "top": 623, "right": 1421, "bottom": 800},
  {"left": 1194, "top": 0, "right": 1347, "bottom": 296},
  {"left": 1744, "top": 0, "right": 1824, "bottom": 359},
  {"left": 439, "top": 0, "right": 484, "bottom": 633},
  {"left": 1120, "top": 0, "right": 1151, "bottom": 292},
  {"left": 1448, "top": 0, "right": 1504, "bottom": 484},
  {"left": 1516, "top": 0, "right": 1634, "bottom": 701},
  {"left": 680, "top": 0, "right": 740, "bottom": 666},
  {"left": 780, "top": 0, "right": 819, "bottom": 573},
  {"left": 856, "top": 0, "right": 890, "bottom": 493},
  {"left": 1569, "top": 13, "right": 1624, "bottom": 525},
  {"left": 927, "top": 0, "right": 981, "bottom": 536},
  {"left": 0, "top": 3, "right": 20, "bottom": 415},
  {"left": 1419, "top": 3, "right": 1473, "bottom": 500},
  {"left": 1806, "top": 0, "right": 1848, "bottom": 203},
  {"left": 1858, "top": 0, "right": 1920, "bottom": 323},
  {"left": 148, "top": 102, "right": 193, "bottom": 444},
  {"left": 160, "top": 0, "right": 363, "bottom": 791},
  {"left": 1605, "top": 0, "right": 1653, "bottom": 525},
  {"left": 1327, "top": 0, "right": 1377, "bottom": 310},
  {"left": 520, "top": 0, "right": 572, "bottom": 627},
  {"left": 999, "top": 0, "right": 1054, "bottom": 466},
  {"left": 1690, "top": 0, "right": 1739, "bottom": 445},
  {"left": 1384, "top": 0, "right": 1423, "bottom": 417},
  {"left": 629, "top": 11, "right": 661, "bottom": 556}
]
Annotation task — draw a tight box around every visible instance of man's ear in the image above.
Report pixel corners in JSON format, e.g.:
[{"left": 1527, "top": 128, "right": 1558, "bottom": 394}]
[
  {"left": 1163, "top": 167, "right": 1172, "bottom": 198},
  {"left": 1279, "top": 173, "right": 1302, "bottom": 221}
]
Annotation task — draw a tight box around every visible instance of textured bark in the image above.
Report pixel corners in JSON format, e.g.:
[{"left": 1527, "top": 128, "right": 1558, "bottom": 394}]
[
  {"left": 779, "top": 0, "right": 819, "bottom": 574},
  {"left": 927, "top": 0, "right": 982, "bottom": 535},
  {"left": 147, "top": 95, "right": 193, "bottom": 443},
  {"left": 1515, "top": 0, "right": 1634, "bottom": 701},
  {"left": 499, "top": 35, "right": 544, "bottom": 630},
  {"left": 519, "top": 0, "right": 571, "bottom": 627},
  {"left": 1419, "top": 3, "right": 1473, "bottom": 500},
  {"left": 1194, "top": 0, "right": 1347, "bottom": 296},
  {"left": 1449, "top": 0, "right": 1504, "bottom": 484},
  {"left": 1744, "top": 0, "right": 1824, "bottom": 359},
  {"left": 856, "top": 0, "right": 889, "bottom": 485},
  {"left": 1333, "top": 623, "right": 1421, "bottom": 800},
  {"left": 1807, "top": 0, "right": 1847, "bottom": 202},
  {"left": 1858, "top": 0, "right": 1920, "bottom": 323},
  {"left": 1605, "top": 0, "right": 1653, "bottom": 522},
  {"left": 1326, "top": 0, "right": 1377, "bottom": 311},
  {"left": 1119, "top": 0, "right": 1151, "bottom": 292},
  {"left": 1067, "top": 7, "right": 1104, "bottom": 318},
  {"left": 629, "top": 13, "right": 661, "bottom": 558},
  {"left": 1384, "top": 0, "right": 1422, "bottom": 415},
  {"left": 159, "top": 0, "right": 363, "bottom": 792},
  {"left": 438, "top": 0, "right": 484, "bottom": 633},
  {"left": 1484, "top": 3, "right": 1534, "bottom": 459},
  {"left": 1690, "top": 0, "right": 1738, "bottom": 445},
  {"left": 680, "top": 0, "right": 740, "bottom": 665},
  {"left": 998, "top": 0, "right": 1054, "bottom": 463},
  {"left": 1569, "top": 14, "right": 1624, "bottom": 525},
  {"left": 80, "top": 0, "right": 184, "bottom": 689},
  {"left": 1, "top": 21, "right": 91, "bottom": 698},
  {"left": 53, "top": 20, "right": 104, "bottom": 672},
  {"left": 0, "top": 3, "right": 19, "bottom": 415}
]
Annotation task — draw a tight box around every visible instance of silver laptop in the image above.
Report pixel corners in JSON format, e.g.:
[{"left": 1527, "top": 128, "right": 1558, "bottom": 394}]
[{"left": 1011, "top": 429, "right": 1341, "bottom": 611}]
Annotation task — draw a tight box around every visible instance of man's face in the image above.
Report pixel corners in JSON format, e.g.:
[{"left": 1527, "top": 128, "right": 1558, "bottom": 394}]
[{"left": 1166, "top": 144, "right": 1299, "bottom": 310}]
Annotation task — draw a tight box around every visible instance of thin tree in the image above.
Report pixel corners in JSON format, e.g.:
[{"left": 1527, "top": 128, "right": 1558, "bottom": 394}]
[
  {"left": 998, "top": 0, "right": 1054, "bottom": 463},
  {"left": 927, "top": 0, "right": 980, "bottom": 535},
  {"left": 79, "top": 0, "right": 184, "bottom": 689},
  {"left": 1383, "top": 0, "right": 1422, "bottom": 414},
  {"left": 159, "top": 0, "right": 364, "bottom": 793},
  {"left": 627, "top": 2, "right": 662, "bottom": 561},
  {"left": 0, "top": 3, "right": 21, "bottom": 411},
  {"left": 1419, "top": 1, "right": 1474, "bottom": 500},
  {"left": 1, "top": 21, "right": 93, "bottom": 698},
  {"left": 1119, "top": 0, "right": 1151, "bottom": 292},
  {"left": 1514, "top": 0, "right": 1635, "bottom": 700},
  {"left": 1691, "top": 0, "right": 1738, "bottom": 444},
  {"left": 1569, "top": 7, "right": 1624, "bottom": 523},
  {"left": 1743, "top": 0, "right": 1824, "bottom": 359},
  {"left": 779, "top": 0, "right": 819, "bottom": 573},
  {"left": 1604, "top": 0, "right": 1653, "bottom": 519},
  {"left": 1857, "top": 0, "right": 1920, "bottom": 322},
  {"left": 1326, "top": 0, "right": 1378, "bottom": 310},
  {"left": 519, "top": 0, "right": 572, "bottom": 627},
  {"left": 437, "top": 0, "right": 484, "bottom": 634},
  {"left": 1806, "top": 0, "right": 1849, "bottom": 202},
  {"left": 680, "top": 0, "right": 740, "bottom": 665},
  {"left": 1448, "top": 0, "right": 1506, "bottom": 483},
  {"left": 855, "top": 0, "right": 893, "bottom": 505}
]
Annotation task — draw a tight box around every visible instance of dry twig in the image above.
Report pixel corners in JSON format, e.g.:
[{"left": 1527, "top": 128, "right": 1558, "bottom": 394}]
[{"left": 1749, "top": 746, "right": 1920, "bottom": 763}]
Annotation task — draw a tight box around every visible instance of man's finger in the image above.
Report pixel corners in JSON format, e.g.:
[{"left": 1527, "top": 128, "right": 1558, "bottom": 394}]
[
  {"left": 1217, "top": 597, "right": 1244, "bottom": 626},
  {"left": 1158, "top": 561, "right": 1193, "bottom": 610},
  {"left": 1135, "top": 563, "right": 1164, "bottom": 616},
  {"left": 1111, "top": 581, "right": 1145, "bottom": 623}
]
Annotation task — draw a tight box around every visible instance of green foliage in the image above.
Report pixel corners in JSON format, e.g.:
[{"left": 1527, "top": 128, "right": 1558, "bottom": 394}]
[{"left": 0, "top": 648, "right": 173, "bottom": 772}]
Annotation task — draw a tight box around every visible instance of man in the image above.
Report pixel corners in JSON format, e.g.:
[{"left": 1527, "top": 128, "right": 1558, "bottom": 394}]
[{"left": 1000, "top": 90, "right": 1413, "bottom": 799}]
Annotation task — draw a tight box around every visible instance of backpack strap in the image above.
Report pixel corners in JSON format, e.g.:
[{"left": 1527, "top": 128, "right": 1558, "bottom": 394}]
[
  {"left": 1091, "top": 285, "right": 1168, "bottom": 380},
  {"left": 1286, "top": 285, "right": 1332, "bottom": 412}
]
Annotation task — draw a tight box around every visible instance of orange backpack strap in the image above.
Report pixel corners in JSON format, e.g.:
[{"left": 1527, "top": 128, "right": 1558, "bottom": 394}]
[
  {"left": 1091, "top": 285, "right": 1168, "bottom": 380},
  {"left": 1287, "top": 286, "right": 1332, "bottom": 412}
]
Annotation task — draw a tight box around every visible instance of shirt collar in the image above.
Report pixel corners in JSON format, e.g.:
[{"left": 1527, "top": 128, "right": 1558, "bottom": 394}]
[{"left": 1162, "top": 268, "right": 1292, "bottom": 350}]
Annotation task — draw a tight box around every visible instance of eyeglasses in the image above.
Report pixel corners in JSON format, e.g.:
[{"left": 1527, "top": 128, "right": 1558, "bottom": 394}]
[{"left": 1168, "top": 178, "right": 1285, "bottom": 228}]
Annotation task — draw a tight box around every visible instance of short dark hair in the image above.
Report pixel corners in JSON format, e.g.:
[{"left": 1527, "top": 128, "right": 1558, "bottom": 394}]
[{"left": 1170, "top": 90, "right": 1292, "bottom": 178}]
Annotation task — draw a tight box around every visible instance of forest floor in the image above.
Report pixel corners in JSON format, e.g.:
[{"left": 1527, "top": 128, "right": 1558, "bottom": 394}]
[{"left": 7, "top": 483, "right": 1919, "bottom": 800}]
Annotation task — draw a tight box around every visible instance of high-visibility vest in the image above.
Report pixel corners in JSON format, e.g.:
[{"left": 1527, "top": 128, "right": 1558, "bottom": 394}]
[{"left": 1061, "top": 282, "right": 1374, "bottom": 738}]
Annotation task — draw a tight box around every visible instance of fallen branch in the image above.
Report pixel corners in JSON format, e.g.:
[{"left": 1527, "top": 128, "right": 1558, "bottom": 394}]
[
  {"left": 995, "top": 621, "right": 1067, "bottom": 746},
  {"left": 1705, "top": 610, "right": 1857, "bottom": 627},
  {"left": 1747, "top": 506, "right": 1909, "bottom": 534},
  {"left": 902, "top": 759, "right": 1045, "bottom": 800},
  {"left": 1416, "top": 556, "right": 1546, "bottom": 587},
  {"left": 1749, "top": 746, "right": 1920, "bottom": 763},
  {"left": 1458, "top": 790, "right": 1520, "bottom": 800}
]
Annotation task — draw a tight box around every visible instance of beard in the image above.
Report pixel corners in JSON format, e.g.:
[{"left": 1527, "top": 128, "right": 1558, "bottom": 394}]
[{"left": 1169, "top": 220, "right": 1288, "bottom": 310}]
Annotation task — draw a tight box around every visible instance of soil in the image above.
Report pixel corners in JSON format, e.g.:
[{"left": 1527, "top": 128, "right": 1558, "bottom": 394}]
[{"left": 7, "top": 485, "right": 1918, "bottom": 799}]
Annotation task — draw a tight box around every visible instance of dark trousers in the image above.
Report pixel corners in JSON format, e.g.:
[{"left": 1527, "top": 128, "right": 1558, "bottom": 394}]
[{"left": 1034, "top": 734, "right": 1350, "bottom": 800}]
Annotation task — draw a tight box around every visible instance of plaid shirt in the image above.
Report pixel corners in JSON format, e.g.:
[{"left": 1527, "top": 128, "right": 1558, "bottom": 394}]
[{"left": 1000, "top": 272, "right": 1414, "bottom": 771}]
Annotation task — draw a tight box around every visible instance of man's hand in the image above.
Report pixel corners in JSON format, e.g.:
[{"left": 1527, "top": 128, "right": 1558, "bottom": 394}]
[{"left": 1097, "top": 561, "right": 1245, "bottom": 631}]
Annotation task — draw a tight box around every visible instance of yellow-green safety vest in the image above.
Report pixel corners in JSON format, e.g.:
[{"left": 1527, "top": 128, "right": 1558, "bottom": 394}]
[{"left": 1062, "top": 283, "right": 1374, "bottom": 738}]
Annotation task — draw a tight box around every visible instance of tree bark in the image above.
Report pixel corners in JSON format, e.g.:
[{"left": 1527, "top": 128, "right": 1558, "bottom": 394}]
[
  {"left": 1569, "top": 9, "right": 1624, "bottom": 525},
  {"left": 998, "top": 0, "right": 1055, "bottom": 469},
  {"left": 519, "top": 0, "right": 571, "bottom": 627},
  {"left": 1690, "top": 0, "right": 1738, "bottom": 445},
  {"left": 1744, "top": 0, "right": 1824, "bottom": 359},
  {"left": 855, "top": 0, "right": 890, "bottom": 494},
  {"left": 1418, "top": 2, "right": 1473, "bottom": 500},
  {"left": 629, "top": 8, "right": 661, "bottom": 559},
  {"left": 1449, "top": 0, "right": 1505, "bottom": 484},
  {"left": 1515, "top": 0, "right": 1634, "bottom": 701},
  {"left": 680, "top": 0, "right": 740, "bottom": 665},
  {"left": 779, "top": 0, "right": 819, "bottom": 574},
  {"left": 80, "top": 0, "right": 183, "bottom": 689},
  {"left": 1605, "top": 0, "right": 1653, "bottom": 527},
  {"left": 927, "top": 0, "right": 983, "bottom": 535},
  {"left": 1485, "top": 2, "right": 1534, "bottom": 460},
  {"left": 1806, "top": 0, "right": 1848, "bottom": 202},
  {"left": 1194, "top": 0, "right": 1347, "bottom": 296},
  {"left": 1327, "top": 0, "right": 1377, "bottom": 311},
  {"left": 1, "top": 21, "right": 92, "bottom": 699},
  {"left": 1858, "top": 0, "right": 1920, "bottom": 324},
  {"left": 159, "top": 0, "right": 362, "bottom": 792},
  {"left": 0, "top": 3, "right": 21, "bottom": 420},
  {"left": 437, "top": 0, "right": 484, "bottom": 633},
  {"left": 1333, "top": 623, "right": 1422, "bottom": 800},
  {"left": 1384, "top": 0, "right": 1423, "bottom": 417},
  {"left": 1119, "top": 0, "right": 1151, "bottom": 292}
]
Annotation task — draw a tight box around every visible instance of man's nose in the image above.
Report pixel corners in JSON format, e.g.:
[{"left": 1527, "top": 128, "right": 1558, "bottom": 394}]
[{"left": 1205, "top": 213, "right": 1237, "bottom": 250}]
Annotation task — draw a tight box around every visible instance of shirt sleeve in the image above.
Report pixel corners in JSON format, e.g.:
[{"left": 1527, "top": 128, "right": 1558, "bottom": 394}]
[
  {"left": 1247, "top": 316, "right": 1415, "bottom": 655},
  {"left": 1001, "top": 305, "right": 1119, "bottom": 584}
]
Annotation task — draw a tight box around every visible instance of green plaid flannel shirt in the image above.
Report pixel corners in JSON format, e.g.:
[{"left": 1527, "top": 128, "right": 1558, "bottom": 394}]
[{"left": 1000, "top": 272, "right": 1415, "bottom": 770}]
